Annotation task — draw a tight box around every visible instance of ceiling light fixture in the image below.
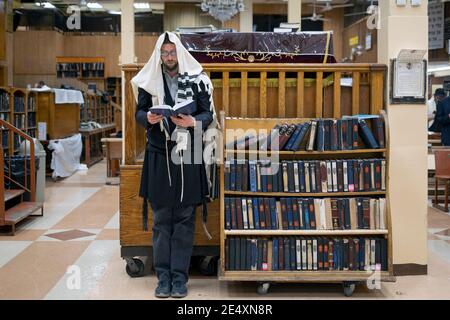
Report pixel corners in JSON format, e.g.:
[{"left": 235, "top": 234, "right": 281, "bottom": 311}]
[
  {"left": 134, "top": 3, "right": 150, "bottom": 9},
  {"left": 35, "top": 2, "right": 56, "bottom": 9},
  {"left": 87, "top": 2, "right": 103, "bottom": 9}
]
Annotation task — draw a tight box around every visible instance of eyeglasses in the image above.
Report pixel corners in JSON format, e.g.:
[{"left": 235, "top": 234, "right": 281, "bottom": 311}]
[{"left": 161, "top": 51, "right": 177, "bottom": 57}]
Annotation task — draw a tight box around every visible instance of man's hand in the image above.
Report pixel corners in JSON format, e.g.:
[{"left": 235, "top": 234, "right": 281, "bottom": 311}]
[
  {"left": 147, "top": 111, "right": 163, "bottom": 125},
  {"left": 170, "top": 114, "right": 196, "bottom": 128}
]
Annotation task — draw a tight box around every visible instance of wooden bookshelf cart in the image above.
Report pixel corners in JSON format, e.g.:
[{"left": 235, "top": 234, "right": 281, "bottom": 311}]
[{"left": 218, "top": 113, "right": 395, "bottom": 296}]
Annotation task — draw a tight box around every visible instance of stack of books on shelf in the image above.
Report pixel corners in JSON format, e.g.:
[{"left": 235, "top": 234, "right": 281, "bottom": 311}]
[
  {"left": 225, "top": 236, "right": 388, "bottom": 271},
  {"left": 224, "top": 197, "right": 386, "bottom": 231},
  {"left": 226, "top": 115, "right": 385, "bottom": 152},
  {"left": 224, "top": 158, "right": 386, "bottom": 193},
  {"left": 13, "top": 96, "right": 25, "bottom": 112}
]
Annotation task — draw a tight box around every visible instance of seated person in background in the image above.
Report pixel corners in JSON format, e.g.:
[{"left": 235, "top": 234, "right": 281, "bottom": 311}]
[
  {"left": 428, "top": 88, "right": 446, "bottom": 132},
  {"left": 35, "top": 80, "right": 51, "bottom": 90}
]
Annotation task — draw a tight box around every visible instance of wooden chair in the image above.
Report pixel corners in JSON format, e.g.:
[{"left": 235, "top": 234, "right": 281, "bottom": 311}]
[{"left": 433, "top": 149, "right": 450, "bottom": 212}]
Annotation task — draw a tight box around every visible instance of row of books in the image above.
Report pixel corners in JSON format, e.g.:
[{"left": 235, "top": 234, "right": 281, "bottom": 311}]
[
  {"left": 227, "top": 115, "right": 385, "bottom": 152},
  {"left": 2, "top": 131, "right": 8, "bottom": 148},
  {"left": 225, "top": 236, "right": 388, "bottom": 271},
  {"left": 81, "top": 70, "right": 105, "bottom": 78},
  {"left": 28, "top": 113, "right": 36, "bottom": 128},
  {"left": 13, "top": 96, "right": 25, "bottom": 112},
  {"left": 0, "top": 92, "right": 10, "bottom": 112},
  {"left": 56, "top": 63, "right": 81, "bottom": 72},
  {"left": 28, "top": 96, "right": 36, "bottom": 112},
  {"left": 13, "top": 114, "right": 26, "bottom": 129},
  {"left": 225, "top": 197, "right": 387, "bottom": 231},
  {"left": 225, "top": 159, "right": 386, "bottom": 193}
]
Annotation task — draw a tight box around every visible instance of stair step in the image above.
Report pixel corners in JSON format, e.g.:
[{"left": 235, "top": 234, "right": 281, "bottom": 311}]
[
  {"left": 4, "top": 189, "right": 25, "bottom": 202},
  {"left": 5, "top": 202, "right": 43, "bottom": 225}
]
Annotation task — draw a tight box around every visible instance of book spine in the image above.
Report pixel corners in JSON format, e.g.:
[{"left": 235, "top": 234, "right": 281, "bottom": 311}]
[
  {"left": 287, "top": 198, "right": 294, "bottom": 230},
  {"left": 242, "top": 198, "right": 248, "bottom": 230},
  {"left": 258, "top": 198, "right": 266, "bottom": 229},
  {"left": 270, "top": 198, "right": 278, "bottom": 230},
  {"left": 249, "top": 160, "right": 257, "bottom": 192},
  {"left": 236, "top": 198, "right": 243, "bottom": 229},
  {"left": 309, "top": 199, "right": 317, "bottom": 229},
  {"left": 225, "top": 198, "right": 231, "bottom": 230},
  {"left": 252, "top": 198, "right": 260, "bottom": 230},
  {"left": 247, "top": 199, "right": 254, "bottom": 230},
  {"left": 230, "top": 197, "right": 237, "bottom": 229}
]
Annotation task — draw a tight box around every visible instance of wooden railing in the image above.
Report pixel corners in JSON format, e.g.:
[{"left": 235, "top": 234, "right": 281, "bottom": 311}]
[
  {"left": 0, "top": 119, "right": 36, "bottom": 202},
  {"left": 122, "top": 63, "right": 387, "bottom": 165}
]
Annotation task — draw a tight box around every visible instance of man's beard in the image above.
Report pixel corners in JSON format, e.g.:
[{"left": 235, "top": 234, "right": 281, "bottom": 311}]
[{"left": 163, "top": 62, "right": 178, "bottom": 72}]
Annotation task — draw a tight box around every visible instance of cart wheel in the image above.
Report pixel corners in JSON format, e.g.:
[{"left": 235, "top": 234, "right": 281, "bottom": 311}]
[
  {"left": 257, "top": 282, "right": 270, "bottom": 295},
  {"left": 343, "top": 282, "right": 356, "bottom": 297},
  {"left": 125, "top": 258, "right": 145, "bottom": 278},
  {"left": 199, "top": 256, "right": 218, "bottom": 276}
]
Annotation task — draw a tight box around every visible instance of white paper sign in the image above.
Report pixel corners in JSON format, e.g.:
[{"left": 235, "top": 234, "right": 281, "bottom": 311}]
[
  {"left": 393, "top": 61, "right": 425, "bottom": 98},
  {"left": 38, "top": 122, "right": 47, "bottom": 141},
  {"left": 429, "top": 2, "right": 444, "bottom": 50}
]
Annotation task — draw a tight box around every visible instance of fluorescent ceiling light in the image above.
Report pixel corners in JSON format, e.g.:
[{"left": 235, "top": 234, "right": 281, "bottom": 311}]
[
  {"left": 35, "top": 2, "right": 56, "bottom": 9},
  {"left": 108, "top": 10, "right": 122, "bottom": 15},
  {"left": 134, "top": 3, "right": 150, "bottom": 9},
  {"left": 87, "top": 2, "right": 103, "bottom": 9}
]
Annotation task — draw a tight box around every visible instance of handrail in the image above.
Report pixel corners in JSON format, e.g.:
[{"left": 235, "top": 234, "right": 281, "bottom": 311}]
[{"left": 0, "top": 119, "right": 36, "bottom": 202}]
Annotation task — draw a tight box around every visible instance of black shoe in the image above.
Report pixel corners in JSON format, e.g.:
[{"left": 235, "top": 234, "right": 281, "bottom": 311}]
[
  {"left": 171, "top": 282, "right": 188, "bottom": 298},
  {"left": 155, "top": 280, "right": 171, "bottom": 298}
]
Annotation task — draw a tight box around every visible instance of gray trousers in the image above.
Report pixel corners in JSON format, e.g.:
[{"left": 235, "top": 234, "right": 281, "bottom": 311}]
[{"left": 151, "top": 203, "right": 196, "bottom": 284}]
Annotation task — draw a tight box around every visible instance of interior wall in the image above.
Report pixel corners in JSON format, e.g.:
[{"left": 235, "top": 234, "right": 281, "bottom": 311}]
[
  {"left": 12, "top": 30, "right": 159, "bottom": 89},
  {"left": 378, "top": 1, "right": 428, "bottom": 273},
  {"left": 163, "top": 3, "right": 221, "bottom": 32},
  {"left": 342, "top": 17, "right": 378, "bottom": 63}
]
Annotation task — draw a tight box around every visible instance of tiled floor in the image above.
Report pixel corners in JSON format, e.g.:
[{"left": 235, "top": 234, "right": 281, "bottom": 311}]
[{"left": 0, "top": 160, "right": 449, "bottom": 300}]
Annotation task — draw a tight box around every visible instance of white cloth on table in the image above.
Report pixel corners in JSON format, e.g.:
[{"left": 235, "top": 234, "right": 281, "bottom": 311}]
[
  {"left": 53, "top": 89, "right": 84, "bottom": 104},
  {"left": 48, "top": 133, "right": 84, "bottom": 179}
]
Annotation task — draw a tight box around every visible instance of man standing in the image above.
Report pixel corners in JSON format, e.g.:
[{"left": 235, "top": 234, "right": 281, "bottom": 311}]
[
  {"left": 435, "top": 91, "right": 450, "bottom": 146},
  {"left": 428, "top": 88, "right": 446, "bottom": 132},
  {"left": 131, "top": 32, "right": 216, "bottom": 298}
]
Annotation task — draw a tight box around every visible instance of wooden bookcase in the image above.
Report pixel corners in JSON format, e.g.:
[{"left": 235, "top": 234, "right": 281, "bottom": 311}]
[
  {"left": 80, "top": 92, "right": 116, "bottom": 167},
  {"left": 0, "top": 87, "right": 39, "bottom": 154},
  {"left": 218, "top": 114, "right": 395, "bottom": 296}
]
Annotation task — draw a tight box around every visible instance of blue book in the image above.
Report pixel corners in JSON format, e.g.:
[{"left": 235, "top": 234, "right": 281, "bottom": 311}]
[
  {"left": 316, "top": 120, "right": 325, "bottom": 152},
  {"left": 249, "top": 160, "right": 258, "bottom": 192},
  {"left": 269, "top": 198, "right": 278, "bottom": 230},
  {"left": 359, "top": 119, "right": 380, "bottom": 149},
  {"left": 272, "top": 238, "right": 279, "bottom": 271},
  {"left": 286, "top": 198, "right": 294, "bottom": 230},
  {"left": 359, "top": 238, "right": 365, "bottom": 271},
  {"left": 298, "top": 161, "right": 306, "bottom": 193},
  {"left": 334, "top": 239, "right": 340, "bottom": 270},
  {"left": 303, "top": 200, "right": 310, "bottom": 230},
  {"left": 261, "top": 168, "right": 268, "bottom": 192},
  {"left": 284, "top": 124, "right": 303, "bottom": 151},
  {"left": 252, "top": 198, "right": 260, "bottom": 230},
  {"left": 251, "top": 239, "right": 257, "bottom": 270},
  {"left": 291, "top": 122, "right": 310, "bottom": 151}
]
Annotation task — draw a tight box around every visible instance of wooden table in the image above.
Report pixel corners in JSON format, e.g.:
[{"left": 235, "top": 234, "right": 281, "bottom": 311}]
[
  {"left": 79, "top": 123, "right": 116, "bottom": 167},
  {"left": 101, "top": 137, "right": 122, "bottom": 177}
]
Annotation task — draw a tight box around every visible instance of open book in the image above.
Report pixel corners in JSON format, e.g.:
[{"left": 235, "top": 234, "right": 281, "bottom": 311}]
[{"left": 149, "top": 99, "right": 197, "bottom": 117}]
